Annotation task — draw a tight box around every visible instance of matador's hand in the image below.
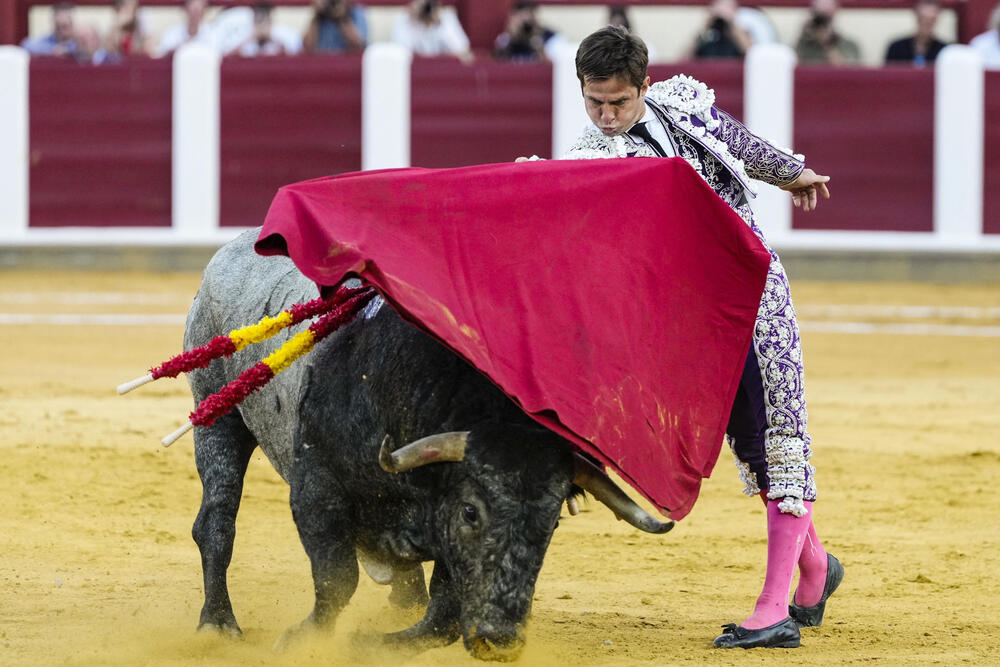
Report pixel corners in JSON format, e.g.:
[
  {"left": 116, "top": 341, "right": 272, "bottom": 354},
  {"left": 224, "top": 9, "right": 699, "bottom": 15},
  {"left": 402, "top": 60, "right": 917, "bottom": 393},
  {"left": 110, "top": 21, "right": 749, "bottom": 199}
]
[{"left": 780, "top": 168, "right": 831, "bottom": 212}]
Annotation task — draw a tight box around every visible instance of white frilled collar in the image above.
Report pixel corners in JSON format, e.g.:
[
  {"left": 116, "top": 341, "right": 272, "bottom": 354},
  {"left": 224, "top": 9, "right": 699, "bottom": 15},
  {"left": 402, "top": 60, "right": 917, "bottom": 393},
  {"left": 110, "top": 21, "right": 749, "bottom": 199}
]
[
  {"left": 647, "top": 75, "right": 756, "bottom": 196},
  {"left": 646, "top": 75, "right": 719, "bottom": 131}
]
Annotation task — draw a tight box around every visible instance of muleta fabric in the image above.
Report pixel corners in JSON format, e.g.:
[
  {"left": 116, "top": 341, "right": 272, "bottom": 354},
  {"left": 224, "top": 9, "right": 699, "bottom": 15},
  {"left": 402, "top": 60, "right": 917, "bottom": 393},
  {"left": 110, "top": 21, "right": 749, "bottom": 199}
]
[
  {"left": 565, "top": 74, "right": 816, "bottom": 516},
  {"left": 256, "top": 158, "right": 773, "bottom": 520}
]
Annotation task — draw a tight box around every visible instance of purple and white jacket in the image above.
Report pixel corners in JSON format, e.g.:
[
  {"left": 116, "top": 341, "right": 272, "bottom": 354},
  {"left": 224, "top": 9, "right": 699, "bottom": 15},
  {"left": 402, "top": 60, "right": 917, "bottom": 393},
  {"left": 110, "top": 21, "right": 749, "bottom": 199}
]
[{"left": 565, "top": 74, "right": 805, "bottom": 221}]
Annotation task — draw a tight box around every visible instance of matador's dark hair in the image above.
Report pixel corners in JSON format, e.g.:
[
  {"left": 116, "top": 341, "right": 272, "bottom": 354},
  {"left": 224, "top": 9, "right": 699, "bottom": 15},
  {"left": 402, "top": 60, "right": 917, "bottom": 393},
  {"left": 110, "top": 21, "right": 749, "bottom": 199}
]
[{"left": 575, "top": 25, "right": 649, "bottom": 91}]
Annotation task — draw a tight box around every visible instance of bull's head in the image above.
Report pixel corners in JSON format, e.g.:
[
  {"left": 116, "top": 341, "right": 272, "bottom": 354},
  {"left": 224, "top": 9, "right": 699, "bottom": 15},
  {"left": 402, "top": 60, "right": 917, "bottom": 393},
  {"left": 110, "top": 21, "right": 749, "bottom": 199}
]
[{"left": 380, "top": 425, "right": 672, "bottom": 661}]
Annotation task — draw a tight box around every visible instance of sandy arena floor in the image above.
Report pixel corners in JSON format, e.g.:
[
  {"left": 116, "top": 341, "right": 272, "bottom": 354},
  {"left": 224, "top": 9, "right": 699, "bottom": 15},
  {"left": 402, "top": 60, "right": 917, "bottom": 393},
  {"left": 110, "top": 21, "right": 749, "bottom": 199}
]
[{"left": 1, "top": 270, "right": 998, "bottom": 665}]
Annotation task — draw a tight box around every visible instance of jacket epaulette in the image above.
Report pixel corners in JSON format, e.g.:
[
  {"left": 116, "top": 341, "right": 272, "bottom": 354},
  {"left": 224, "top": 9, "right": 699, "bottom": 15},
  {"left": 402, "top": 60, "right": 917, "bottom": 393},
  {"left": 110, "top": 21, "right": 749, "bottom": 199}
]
[{"left": 647, "top": 75, "right": 720, "bottom": 131}]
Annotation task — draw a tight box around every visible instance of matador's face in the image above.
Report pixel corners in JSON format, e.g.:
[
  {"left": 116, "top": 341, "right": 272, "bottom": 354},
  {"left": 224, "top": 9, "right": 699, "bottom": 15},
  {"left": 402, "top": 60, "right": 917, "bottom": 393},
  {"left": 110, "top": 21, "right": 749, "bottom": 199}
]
[{"left": 581, "top": 74, "right": 650, "bottom": 137}]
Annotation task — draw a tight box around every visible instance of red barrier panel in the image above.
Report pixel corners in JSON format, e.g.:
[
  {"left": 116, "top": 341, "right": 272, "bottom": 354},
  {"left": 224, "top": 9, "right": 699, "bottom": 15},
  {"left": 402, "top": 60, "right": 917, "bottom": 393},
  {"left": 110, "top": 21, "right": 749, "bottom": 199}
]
[
  {"left": 793, "top": 67, "right": 934, "bottom": 232},
  {"left": 985, "top": 71, "right": 1000, "bottom": 235},
  {"left": 219, "top": 55, "right": 363, "bottom": 228},
  {"left": 410, "top": 58, "right": 552, "bottom": 166},
  {"left": 24, "top": 58, "right": 995, "bottom": 237},
  {"left": 29, "top": 58, "right": 172, "bottom": 228},
  {"left": 649, "top": 61, "right": 743, "bottom": 119}
]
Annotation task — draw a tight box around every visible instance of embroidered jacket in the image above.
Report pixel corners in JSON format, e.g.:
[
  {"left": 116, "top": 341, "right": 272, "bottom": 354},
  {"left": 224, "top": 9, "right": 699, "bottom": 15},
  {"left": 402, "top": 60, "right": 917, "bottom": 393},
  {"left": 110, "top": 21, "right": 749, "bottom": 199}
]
[{"left": 564, "top": 75, "right": 806, "bottom": 210}]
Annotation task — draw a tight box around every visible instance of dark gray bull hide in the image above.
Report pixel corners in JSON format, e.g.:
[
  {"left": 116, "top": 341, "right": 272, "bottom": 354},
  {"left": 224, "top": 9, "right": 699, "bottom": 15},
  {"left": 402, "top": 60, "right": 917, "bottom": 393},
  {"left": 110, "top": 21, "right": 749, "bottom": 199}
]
[{"left": 183, "top": 230, "right": 672, "bottom": 660}]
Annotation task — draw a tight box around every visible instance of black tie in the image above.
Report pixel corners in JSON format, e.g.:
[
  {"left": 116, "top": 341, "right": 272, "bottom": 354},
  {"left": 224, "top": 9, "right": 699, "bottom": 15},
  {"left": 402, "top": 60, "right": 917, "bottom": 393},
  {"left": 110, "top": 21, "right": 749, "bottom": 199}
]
[{"left": 628, "top": 122, "right": 666, "bottom": 157}]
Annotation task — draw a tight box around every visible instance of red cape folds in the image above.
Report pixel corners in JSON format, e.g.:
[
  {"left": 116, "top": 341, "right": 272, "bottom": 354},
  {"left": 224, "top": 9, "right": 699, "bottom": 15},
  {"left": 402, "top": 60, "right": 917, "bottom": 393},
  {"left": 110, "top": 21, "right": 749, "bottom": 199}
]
[{"left": 256, "top": 158, "right": 771, "bottom": 520}]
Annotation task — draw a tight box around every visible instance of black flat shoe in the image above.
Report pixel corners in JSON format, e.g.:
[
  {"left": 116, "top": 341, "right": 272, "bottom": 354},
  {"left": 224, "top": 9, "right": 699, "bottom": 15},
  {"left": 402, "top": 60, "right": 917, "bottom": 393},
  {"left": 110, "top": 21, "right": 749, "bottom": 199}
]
[
  {"left": 712, "top": 617, "right": 800, "bottom": 649},
  {"left": 789, "top": 553, "right": 844, "bottom": 627}
]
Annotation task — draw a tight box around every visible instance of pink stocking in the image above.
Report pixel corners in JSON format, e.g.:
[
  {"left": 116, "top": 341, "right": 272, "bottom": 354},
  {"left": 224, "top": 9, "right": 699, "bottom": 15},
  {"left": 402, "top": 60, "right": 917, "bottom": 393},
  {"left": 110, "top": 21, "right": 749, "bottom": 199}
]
[
  {"left": 741, "top": 499, "right": 813, "bottom": 629},
  {"left": 793, "top": 514, "right": 829, "bottom": 607}
]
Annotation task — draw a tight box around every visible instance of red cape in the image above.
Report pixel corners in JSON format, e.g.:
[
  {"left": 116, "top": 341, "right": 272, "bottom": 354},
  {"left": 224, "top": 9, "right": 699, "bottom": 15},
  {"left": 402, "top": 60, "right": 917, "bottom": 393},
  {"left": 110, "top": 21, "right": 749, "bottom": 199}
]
[{"left": 256, "top": 158, "right": 771, "bottom": 520}]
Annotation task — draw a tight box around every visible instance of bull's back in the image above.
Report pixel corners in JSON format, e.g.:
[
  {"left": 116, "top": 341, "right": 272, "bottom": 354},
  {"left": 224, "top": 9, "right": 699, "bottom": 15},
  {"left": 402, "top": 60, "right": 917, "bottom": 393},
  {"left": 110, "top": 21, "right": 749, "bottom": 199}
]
[{"left": 184, "top": 229, "right": 319, "bottom": 480}]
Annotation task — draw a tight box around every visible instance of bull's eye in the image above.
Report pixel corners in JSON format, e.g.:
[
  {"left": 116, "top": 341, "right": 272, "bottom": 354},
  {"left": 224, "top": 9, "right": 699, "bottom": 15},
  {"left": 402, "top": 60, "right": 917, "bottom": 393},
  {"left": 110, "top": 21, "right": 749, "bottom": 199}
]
[{"left": 462, "top": 504, "right": 479, "bottom": 525}]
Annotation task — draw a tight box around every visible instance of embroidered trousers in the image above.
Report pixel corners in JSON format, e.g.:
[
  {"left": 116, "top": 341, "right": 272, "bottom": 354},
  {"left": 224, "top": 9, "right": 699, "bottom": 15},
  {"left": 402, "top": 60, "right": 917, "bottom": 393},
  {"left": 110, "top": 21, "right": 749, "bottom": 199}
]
[{"left": 727, "top": 207, "right": 817, "bottom": 516}]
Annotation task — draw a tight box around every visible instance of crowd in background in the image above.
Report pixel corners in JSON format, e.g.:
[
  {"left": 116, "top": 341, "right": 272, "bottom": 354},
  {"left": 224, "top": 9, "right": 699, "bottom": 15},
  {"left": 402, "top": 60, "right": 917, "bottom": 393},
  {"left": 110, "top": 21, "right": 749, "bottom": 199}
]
[{"left": 17, "top": 0, "right": 1000, "bottom": 69}]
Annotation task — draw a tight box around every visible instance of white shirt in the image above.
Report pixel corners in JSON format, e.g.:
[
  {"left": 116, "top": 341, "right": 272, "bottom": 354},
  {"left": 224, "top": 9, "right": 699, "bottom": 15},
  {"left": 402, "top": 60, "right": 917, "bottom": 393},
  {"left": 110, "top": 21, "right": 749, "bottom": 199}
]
[
  {"left": 970, "top": 30, "right": 1000, "bottom": 70},
  {"left": 626, "top": 101, "right": 677, "bottom": 158},
  {"left": 390, "top": 9, "right": 469, "bottom": 56}
]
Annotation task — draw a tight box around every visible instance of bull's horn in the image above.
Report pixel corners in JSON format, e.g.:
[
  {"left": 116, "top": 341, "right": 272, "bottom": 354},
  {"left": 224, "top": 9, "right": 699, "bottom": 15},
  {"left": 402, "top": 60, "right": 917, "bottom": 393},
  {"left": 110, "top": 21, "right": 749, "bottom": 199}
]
[
  {"left": 573, "top": 455, "right": 674, "bottom": 534},
  {"left": 379, "top": 431, "right": 470, "bottom": 473}
]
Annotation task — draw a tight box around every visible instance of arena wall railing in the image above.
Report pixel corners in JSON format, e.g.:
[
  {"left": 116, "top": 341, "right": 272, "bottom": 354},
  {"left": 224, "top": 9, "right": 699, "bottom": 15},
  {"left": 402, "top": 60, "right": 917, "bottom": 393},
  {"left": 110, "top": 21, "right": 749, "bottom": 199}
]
[{"left": 0, "top": 41, "right": 997, "bottom": 255}]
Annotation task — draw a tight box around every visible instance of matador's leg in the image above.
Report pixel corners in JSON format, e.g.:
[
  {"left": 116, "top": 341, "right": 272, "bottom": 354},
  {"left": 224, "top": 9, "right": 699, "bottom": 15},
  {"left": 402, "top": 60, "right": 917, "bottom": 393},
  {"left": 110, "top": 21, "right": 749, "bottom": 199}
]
[
  {"left": 750, "top": 257, "right": 816, "bottom": 515},
  {"left": 717, "top": 256, "right": 837, "bottom": 643}
]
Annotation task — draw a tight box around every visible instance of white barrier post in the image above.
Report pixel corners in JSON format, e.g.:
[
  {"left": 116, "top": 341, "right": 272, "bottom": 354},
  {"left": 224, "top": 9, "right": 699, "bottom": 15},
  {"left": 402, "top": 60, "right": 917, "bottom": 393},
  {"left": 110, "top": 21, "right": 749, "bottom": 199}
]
[
  {"left": 0, "top": 46, "right": 29, "bottom": 238},
  {"left": 551, "top": 41, "right": 588, "bottom": 159},
  {"left": 362, "top": 43, "right": 411, "bottom": 170},
  {"left": 934, "top": 45, "right": 984, "bottom": 242},
  {"left": 744, "top": 43, "right": 796, "bottom": 242},
  {"left": 172, "top": 43, "right": 220, "bottom": 236}
]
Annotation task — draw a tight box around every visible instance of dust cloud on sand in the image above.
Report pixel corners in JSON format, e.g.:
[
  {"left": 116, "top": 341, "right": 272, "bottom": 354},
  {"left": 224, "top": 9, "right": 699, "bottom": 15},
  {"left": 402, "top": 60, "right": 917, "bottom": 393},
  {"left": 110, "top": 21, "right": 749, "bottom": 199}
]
[{"left": 2, "top": 271, "right": 999, "bottom": 665}]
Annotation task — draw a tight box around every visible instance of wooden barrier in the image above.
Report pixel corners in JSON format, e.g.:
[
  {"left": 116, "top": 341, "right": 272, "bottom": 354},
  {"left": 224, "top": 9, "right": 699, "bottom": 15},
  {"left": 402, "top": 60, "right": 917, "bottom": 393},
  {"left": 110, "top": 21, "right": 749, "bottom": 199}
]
[
  {"left": 985, "top": 71, "right": 1000, "bottom": 235},
  {"left": 28, "top": 57, "right": 172, "bottom": 227},
  {"left": 7, "top": 46, "right": 998, "bottom": 249},
  {"left": 410, "top": 57, "right": 551, "bottom": 167},
  {"left": 793, "top": 66, "right": 934, "bottom": 232},
  {"left": 219, "top": 54, "right": 362, "bottom": 227}
]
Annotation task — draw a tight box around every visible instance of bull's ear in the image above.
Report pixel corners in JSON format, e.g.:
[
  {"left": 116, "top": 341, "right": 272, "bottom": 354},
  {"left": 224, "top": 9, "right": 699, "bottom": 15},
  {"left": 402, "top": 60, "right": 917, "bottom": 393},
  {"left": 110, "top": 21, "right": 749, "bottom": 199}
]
[
  {"left": 379, "top": 431, "right": 470, "bottom": 473},
  {"left": 572, "top": 455, "right": 674, "bottom": 534}
]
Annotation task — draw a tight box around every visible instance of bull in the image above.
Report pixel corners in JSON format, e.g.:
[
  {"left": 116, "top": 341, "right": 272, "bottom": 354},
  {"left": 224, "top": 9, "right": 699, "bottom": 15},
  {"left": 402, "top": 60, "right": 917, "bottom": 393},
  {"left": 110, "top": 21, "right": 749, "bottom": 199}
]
[{"left": 183, "top": 230, "right": 672, "bottom": 660}]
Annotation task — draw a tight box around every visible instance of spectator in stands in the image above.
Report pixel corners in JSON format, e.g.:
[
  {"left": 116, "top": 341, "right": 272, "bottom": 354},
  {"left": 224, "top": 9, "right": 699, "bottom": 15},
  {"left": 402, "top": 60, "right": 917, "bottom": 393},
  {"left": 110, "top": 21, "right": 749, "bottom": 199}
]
[
  {"left": 76, "top": 24, "right": 115, "bottom": 63},
  {"left": 155, "top": 0, "right": 213, "bottom": 57},
  {"left": 969, "top": 3, "right": 1000, "bottom": 69},
  {"left": 106, "top": 0, "right": 152, "bottom": 58},
  {"left": 608, "top": 4, "right": 631, "bottom": 32},
  {"left": 303, "top": 0, "right": 367, "bottom": 53},
  {"left": 391, "top": 0, "right": 472, "bottom": 61},
  {"left": 494, "top": 1, "right": 565, "bottom": 62},
  {"left": 689, "top": 0, "right": 753, "bottom": 60},
  {"left": 234, "top": 3, "right": 302, "bottom": 56},
  {"left": 885, "top": 0, "right": 947, "bottom": 66},
  {"left": 20, "top": 2, "right": 78, "bottom": 57},
  {"left": 795, "top": 0, "right": 861, "bottom": 65}
]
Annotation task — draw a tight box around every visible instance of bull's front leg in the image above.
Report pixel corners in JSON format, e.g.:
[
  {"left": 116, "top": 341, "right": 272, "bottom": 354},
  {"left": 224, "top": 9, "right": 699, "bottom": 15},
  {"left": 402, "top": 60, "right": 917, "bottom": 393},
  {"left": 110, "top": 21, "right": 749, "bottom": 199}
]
[
  {"left": 190, "top": 412, "right": 257, "bottom": 637},
  {"left": 374, "top": 562, "right": 461, "bottom": 651},
  {"left": 388, "top": 563, "right": 430, "bottom": 609},
  {"left": 277, "top": 463, "right": 359, "bottom": 650}
]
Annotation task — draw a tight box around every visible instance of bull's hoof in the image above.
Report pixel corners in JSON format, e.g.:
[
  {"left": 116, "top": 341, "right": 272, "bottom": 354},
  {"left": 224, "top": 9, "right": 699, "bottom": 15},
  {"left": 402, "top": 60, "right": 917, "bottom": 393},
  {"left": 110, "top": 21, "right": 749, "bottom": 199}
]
[
  {"left": 197, "top": 620, "right": 243, "bottom": 639},
  {"left": 198, "top": 603, "right": 242, "bottom": 639},
  {"left": 273, "top": 617, "right": 318, "bottom": 653}
]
